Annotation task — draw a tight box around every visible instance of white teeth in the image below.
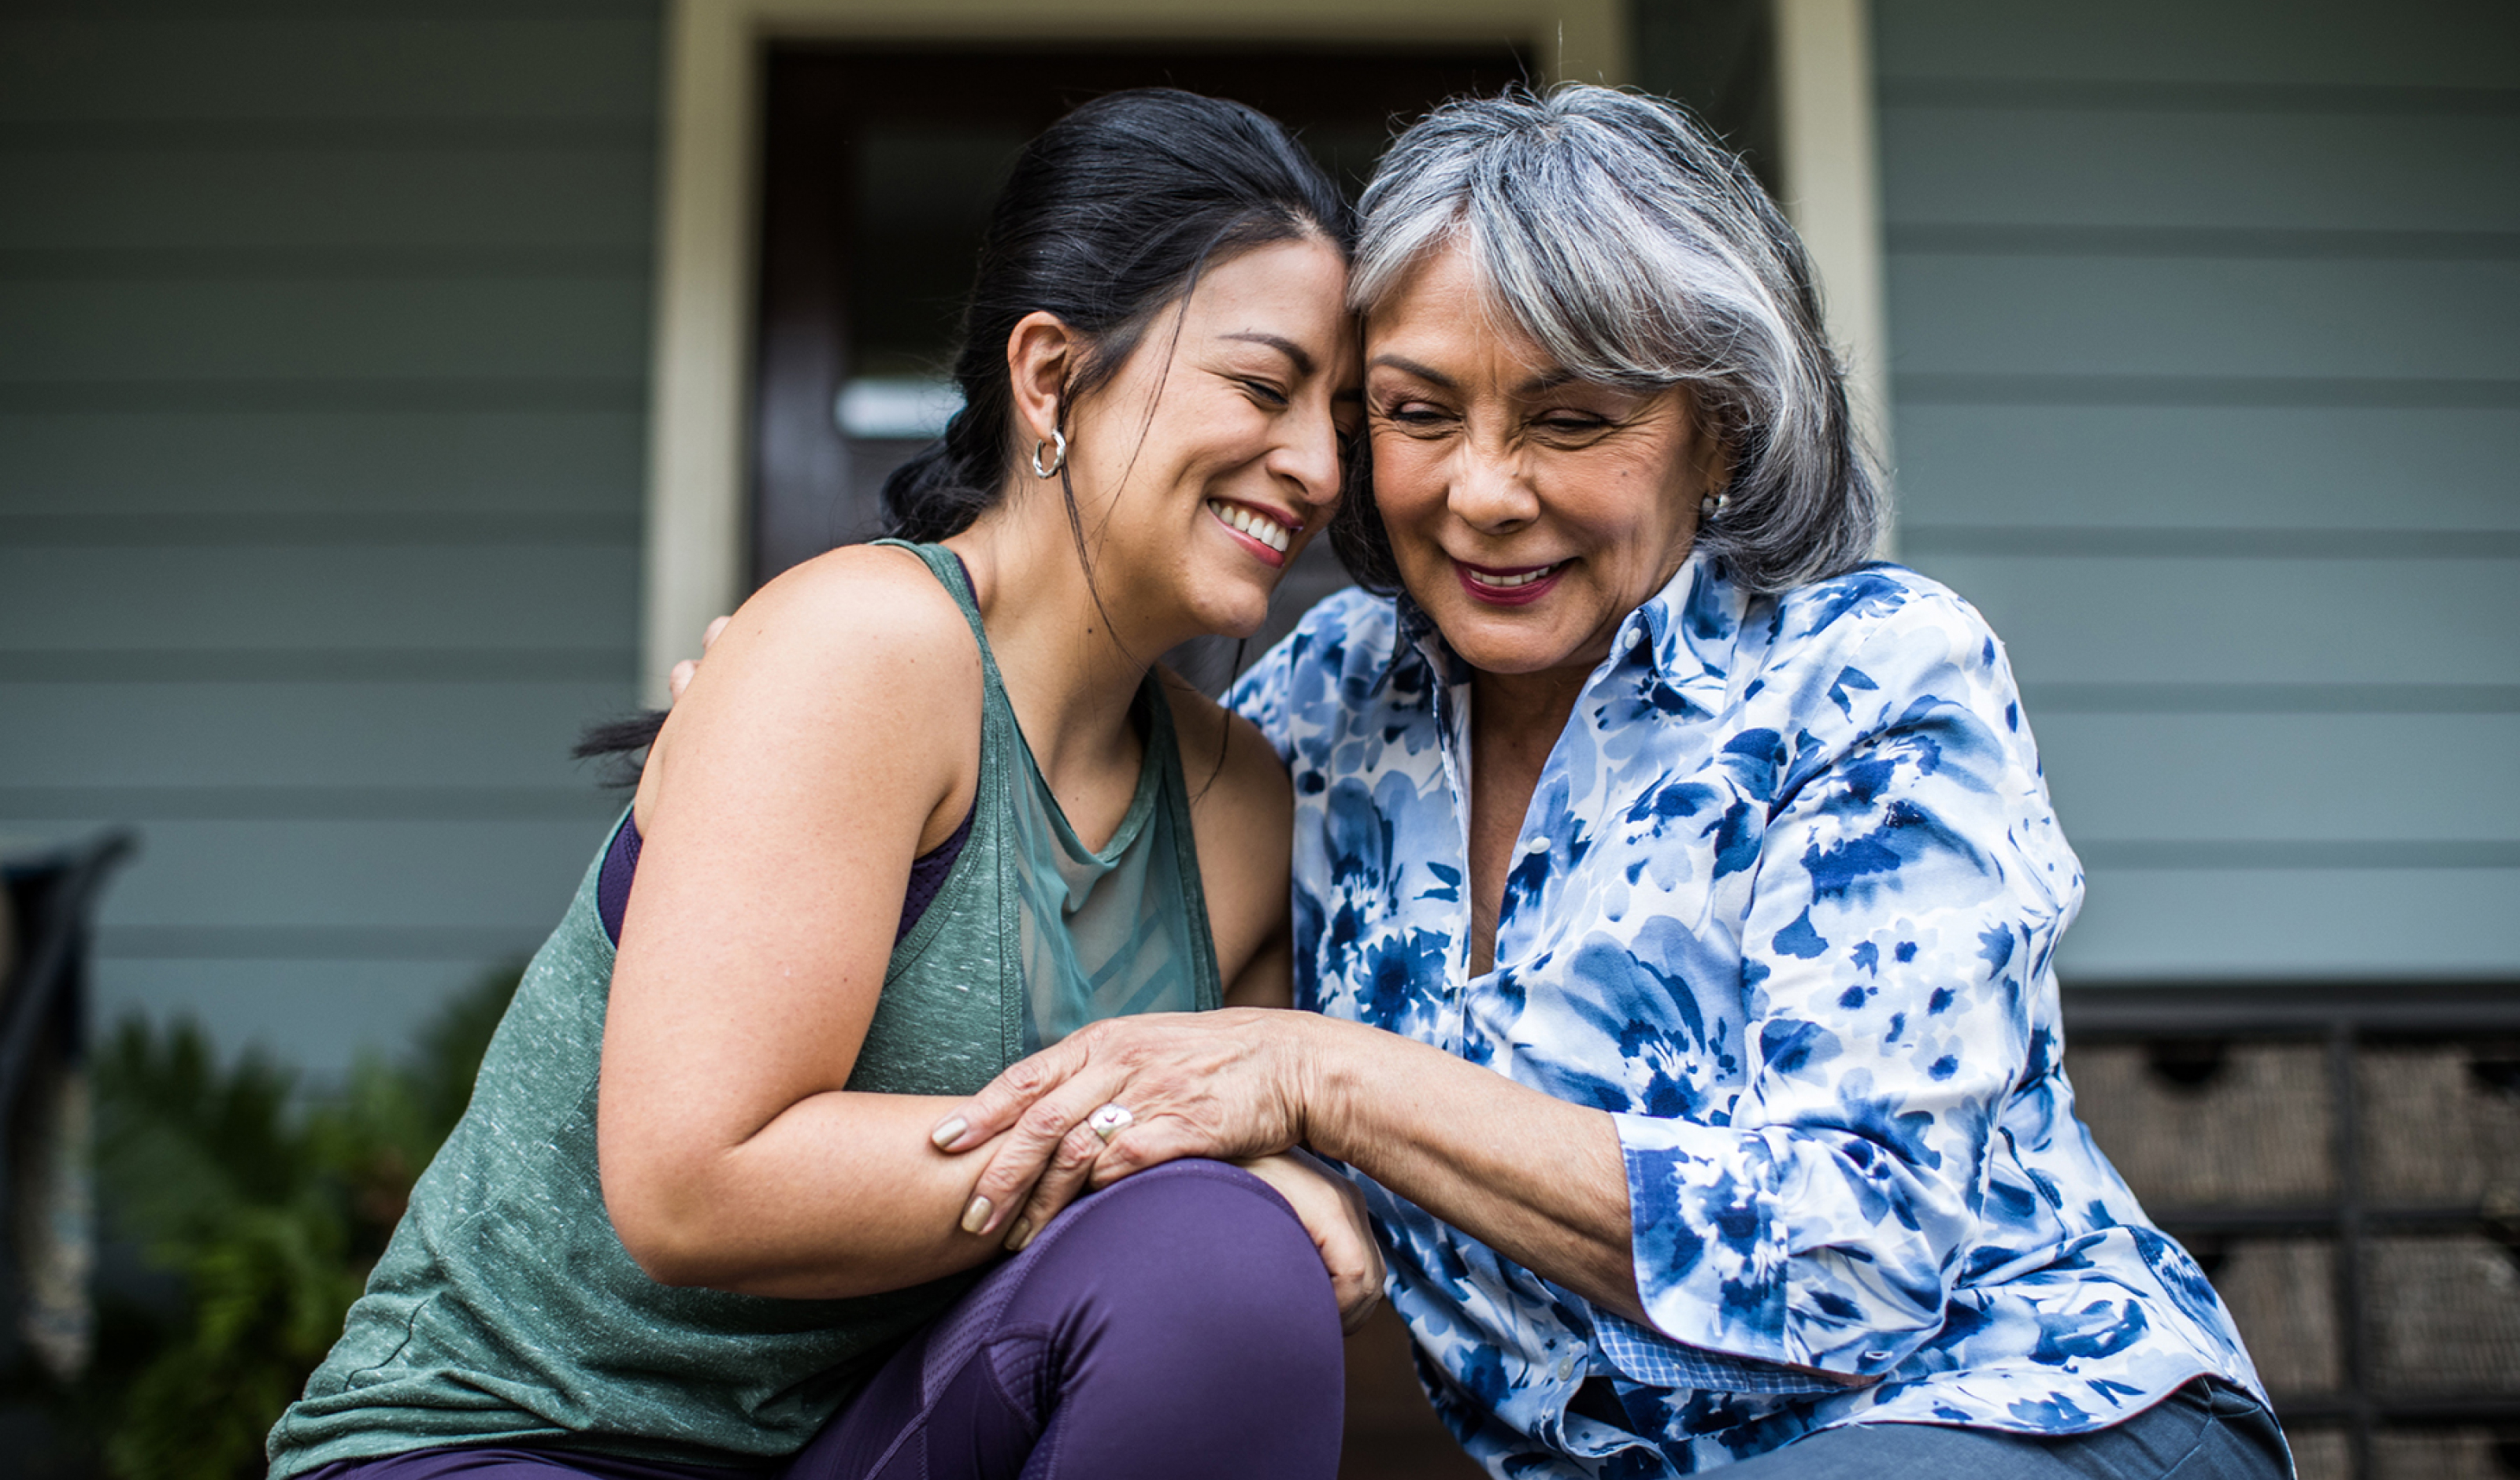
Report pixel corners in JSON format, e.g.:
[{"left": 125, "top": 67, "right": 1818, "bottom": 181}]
[
  {"left": 1482, "top": 564, "right": 1562, "bottom": 588},
  {"left": 1208, "top": 500, "right": 1292, "bottom": 553}
]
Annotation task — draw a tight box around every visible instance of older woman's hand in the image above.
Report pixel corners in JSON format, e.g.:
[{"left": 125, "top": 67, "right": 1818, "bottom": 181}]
[
  {"left": 929, "top": 1008, "right": 1315, "bottom": 1248},
  {"left": 666, "top": 615, "right": 732, "bottom": 702}
]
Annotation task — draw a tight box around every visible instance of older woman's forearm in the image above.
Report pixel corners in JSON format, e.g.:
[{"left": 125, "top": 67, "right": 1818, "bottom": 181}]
[{"left": 1290, "top": 1014, "right": 1648, "bottom": 1323}]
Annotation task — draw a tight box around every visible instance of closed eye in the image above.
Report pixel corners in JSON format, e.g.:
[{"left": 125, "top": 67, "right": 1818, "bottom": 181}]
[
  {"left": 1375, "top": 400, "right": 1454, "bottom": 431},
  {"left": 1531, "top": 413, "right": 1618, "bottom": 444}
]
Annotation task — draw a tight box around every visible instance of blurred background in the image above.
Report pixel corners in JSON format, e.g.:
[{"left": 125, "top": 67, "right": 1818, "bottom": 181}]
[{"left": 1, "top": 2, "right": 2514, "bottom": 1477}]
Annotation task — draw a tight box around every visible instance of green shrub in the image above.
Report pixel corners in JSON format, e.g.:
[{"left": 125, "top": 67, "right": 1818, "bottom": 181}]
[{"left": 86, "top": 967, "right": 521, "bottom": 1480}]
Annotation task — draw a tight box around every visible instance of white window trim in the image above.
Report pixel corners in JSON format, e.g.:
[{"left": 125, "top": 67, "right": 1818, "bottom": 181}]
[{"left": 1775, "top": 0, "right": 1894, "bottom": 552}]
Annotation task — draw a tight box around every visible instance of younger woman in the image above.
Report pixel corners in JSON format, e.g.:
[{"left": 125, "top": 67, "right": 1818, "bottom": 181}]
[{"left": 265, "top": 90, "right": 1374, "bottom": 1480}]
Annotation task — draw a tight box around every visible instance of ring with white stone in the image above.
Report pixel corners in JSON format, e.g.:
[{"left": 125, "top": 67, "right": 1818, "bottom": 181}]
[{"left": 1085, "top": 1103, "right": 1134, "bottom": 1143}]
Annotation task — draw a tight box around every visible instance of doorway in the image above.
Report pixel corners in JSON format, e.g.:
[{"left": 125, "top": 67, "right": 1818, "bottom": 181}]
[{"left": 747, "top": 43, "right": 1530, "bottom": 686}]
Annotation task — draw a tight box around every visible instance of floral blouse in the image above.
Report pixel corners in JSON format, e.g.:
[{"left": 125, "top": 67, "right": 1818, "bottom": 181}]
[{"left": 1227, "top": 553, "right": 2266, "bottom": 1475}]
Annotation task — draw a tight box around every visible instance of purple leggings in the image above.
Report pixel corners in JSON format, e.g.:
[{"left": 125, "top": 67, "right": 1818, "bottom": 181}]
[{"left": 302, "top": 1160, "right": 1345, "bottom": 1480}]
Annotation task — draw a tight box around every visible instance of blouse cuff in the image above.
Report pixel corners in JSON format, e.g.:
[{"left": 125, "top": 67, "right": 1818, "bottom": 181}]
[
  {"left": 1615, "top": 1109, "right": 1947, "bottom": 1382},
  {"left": 1614, "top": 1111, "right": 1806, "bottom": 1370},
  {"left": 1587, "top": 1307, "right": 1860, "bottom": 1396}
]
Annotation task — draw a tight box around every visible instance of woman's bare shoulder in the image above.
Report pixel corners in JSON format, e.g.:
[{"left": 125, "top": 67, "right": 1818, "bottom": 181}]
[
  {"left": 640, "top": 545, "right": 981, "bottom": 812},
  {"left": 692, "top": 546, "right": 981, "bottom": 716},
  {"left": 744, "top": 542, "right": 976, "bottom": 661}
]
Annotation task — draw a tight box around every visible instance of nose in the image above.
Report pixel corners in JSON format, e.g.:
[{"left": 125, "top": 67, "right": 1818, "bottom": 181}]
[
  {"left": 1447, "top": 434, "right": 1537, "bottom": 533},
  {"left": 1266, "top": 397, "right": 1347, "bottom": 512}
]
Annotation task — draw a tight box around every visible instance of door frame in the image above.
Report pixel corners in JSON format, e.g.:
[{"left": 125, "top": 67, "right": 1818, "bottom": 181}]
[{"left": 639, "top": 0, "right": 1884, "bottom": 698}]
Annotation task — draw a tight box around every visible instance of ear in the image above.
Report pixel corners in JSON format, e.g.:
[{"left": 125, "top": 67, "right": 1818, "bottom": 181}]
[
  {"left": 1682, "top": 387, "right": 1733, "bottom": 497},
  {"left": 1005, "top": 311, "right": 1080, "bottom": 447},
  {"left": 1699, "top": 438, "right": 1735, "bottom": 501}
]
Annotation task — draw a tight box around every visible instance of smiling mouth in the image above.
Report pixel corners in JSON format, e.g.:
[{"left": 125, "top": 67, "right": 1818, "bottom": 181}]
[
  {"left": 1473, "top": 563, "right": 1562, "bottom": 589},
  {"left": 1206, "top": 499, "right": 1294, "bottom": 554},
  {"left": 1455, "top": 559, "right": 1568, "bottom": 605}
]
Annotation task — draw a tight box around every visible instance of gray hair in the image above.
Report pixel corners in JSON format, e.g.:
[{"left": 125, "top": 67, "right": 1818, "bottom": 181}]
[{"left": 1332, "top": 85, "right": 1884, "bottom": 595}]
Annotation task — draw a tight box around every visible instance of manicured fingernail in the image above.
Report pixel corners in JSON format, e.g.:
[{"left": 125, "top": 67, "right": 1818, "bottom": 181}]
[
  {"left": 931, "top": 1116, "right": 969, "bottom": 1150},
  {"left": 1002, "top": 1217, "right": 1033, "bottom": 1252},
  {"left": 959, "top": 1195, "right": 992, "bottom": 1234}
]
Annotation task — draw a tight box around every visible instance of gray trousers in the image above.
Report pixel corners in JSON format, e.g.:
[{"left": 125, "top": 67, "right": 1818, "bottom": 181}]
[{"left": 1721, "top": 1380, "right": 2291, "bottom": 1479}]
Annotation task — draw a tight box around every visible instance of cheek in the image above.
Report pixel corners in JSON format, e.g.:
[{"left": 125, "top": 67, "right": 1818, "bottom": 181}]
[
  {"left": 1368, "top": 438, "right": 1445, "bottom": 522},
  {"left": 1552, "top": 446, "right": 1692, "bottom": 532}
]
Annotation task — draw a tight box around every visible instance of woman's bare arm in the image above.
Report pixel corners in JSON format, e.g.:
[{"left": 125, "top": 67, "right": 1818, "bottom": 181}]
[
  {"left": 599, "top": 546, "right": 1009, "bottom": 1298},
  {"left": 609, "top": 609, "right": 1306, "bottom": 1297}
]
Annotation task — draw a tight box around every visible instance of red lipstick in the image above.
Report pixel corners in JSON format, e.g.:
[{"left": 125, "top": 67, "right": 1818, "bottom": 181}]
[{"left": 1454, "top": 559, "right": 1566, "bottom": 606}]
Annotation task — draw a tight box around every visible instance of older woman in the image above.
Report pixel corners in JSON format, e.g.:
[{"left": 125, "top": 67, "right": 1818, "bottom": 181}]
[{"left": 934, "top": 89, "right": 2288, "bottom": 1478}]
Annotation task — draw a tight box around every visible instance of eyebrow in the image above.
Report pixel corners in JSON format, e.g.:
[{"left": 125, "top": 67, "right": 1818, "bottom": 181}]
[
  {"left": 1371, "top": 355, "right": 1581, "bottom": 399},
  {"left": 1368, "top": 353, "right": 1455, "bottom": 389},
  {"left": 1223, "top": 331, "right": 1314, "bottom": 378}
]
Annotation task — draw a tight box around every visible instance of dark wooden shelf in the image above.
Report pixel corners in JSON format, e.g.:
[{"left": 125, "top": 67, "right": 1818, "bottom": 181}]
[
  {"left": 2151, "top": 1204, "right": 2513, "bottom": 1237},
  {"left": 2059, "top": 982, "right": 2520, "bottom": 1479}
]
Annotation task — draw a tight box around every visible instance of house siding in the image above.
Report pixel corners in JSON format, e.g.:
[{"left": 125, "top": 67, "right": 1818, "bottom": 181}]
[
  {"left": 1874, "top": 0, "right": 2520, "bottom": 982},
  {"left": 10, "top": 1, "right": 2514, "bottom": 1080},
  {"left": 0, "top": 1, "right": 660, "bottom": 1075}
]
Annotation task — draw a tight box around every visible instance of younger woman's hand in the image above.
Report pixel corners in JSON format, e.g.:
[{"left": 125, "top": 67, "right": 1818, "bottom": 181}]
[{"left": 1235, "top": 1150, "right": 1385, "bottom": 1333}]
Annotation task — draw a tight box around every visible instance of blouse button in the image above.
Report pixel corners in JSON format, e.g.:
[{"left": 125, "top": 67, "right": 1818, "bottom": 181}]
[{"left": 1555, "top": 1356, "right": 1577, "bottom": 1382}]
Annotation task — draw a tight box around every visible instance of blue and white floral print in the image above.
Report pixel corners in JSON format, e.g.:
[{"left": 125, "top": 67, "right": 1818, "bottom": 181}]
[{"left": 1228, "top": 552, "right": 2266, "bottom": 1476}]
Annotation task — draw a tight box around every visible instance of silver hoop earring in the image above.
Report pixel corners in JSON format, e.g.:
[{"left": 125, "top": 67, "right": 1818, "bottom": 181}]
[
  {"left": 1700, "top": 489, "right": 1730, "bottom": 520},
  {"left": 1029, "top": 428, "right": 1068, "bottom": 479}
]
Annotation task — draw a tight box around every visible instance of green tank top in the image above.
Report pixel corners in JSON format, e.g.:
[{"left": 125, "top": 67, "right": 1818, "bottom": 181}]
[{"left": 267, "top": 541, "right": 1221, "bottom": 1476}]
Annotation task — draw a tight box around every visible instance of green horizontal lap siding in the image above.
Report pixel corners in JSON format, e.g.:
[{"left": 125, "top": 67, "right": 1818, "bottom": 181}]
[
  {"left": 0, "top": 683, "right": 632, "bottom": 787},
  {"left": 1874, "top": 0, "right": 2520, "bottom": 87},
  {"left": 1897, "top": 407, "right": 2519, "bottom": 530},
  {"left": 2066, "top": 871, "right": 2520, "bottom": 979},
  {"left": 0, "top": 276, "right": 650, "bottom": 385},
  {"left": 0, "top": 546, "right": 636, "bottom": 649},
  {"left": 0, "top": 147, "right": 655, "bottom": 254},
  {"left": 73, "top": 818, "right": 614, "bottom": 932},
  {"left": 2030, "top": 714, "right": 2520, "bottom": 843},
  {"left": 0, "top": 13, "right": 658, "bottom": 124},
  {"left": 1882, "top": 110, "right": 2520, "bottom": 232},
  {"left": 1876, "top": 0, "right": 2520, "bottom": 981},
  {"left": 0, "top": 411, "right": 644, "bottom": 514},
  {"left": 1890, "top": 257, "right": 2520, "bottom": 380},
  {"left": 1917, "top": 556, "right": 2520, "bottom": 685},
  {"left": 0, "top": 0, "right": 660, "bottom": 1075}
]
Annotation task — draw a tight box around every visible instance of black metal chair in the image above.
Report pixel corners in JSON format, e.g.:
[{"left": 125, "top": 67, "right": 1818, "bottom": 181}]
[{"left": 0, "top": 827, "right": 138, "bottom": 1377}]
